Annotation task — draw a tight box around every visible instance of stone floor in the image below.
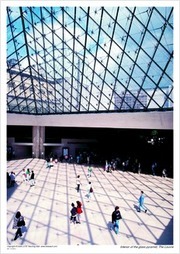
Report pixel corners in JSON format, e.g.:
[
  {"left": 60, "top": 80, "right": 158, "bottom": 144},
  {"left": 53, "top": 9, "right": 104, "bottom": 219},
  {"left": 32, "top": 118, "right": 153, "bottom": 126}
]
[{"left": 6, "top": 158, "right": 174, "bottom": 252}]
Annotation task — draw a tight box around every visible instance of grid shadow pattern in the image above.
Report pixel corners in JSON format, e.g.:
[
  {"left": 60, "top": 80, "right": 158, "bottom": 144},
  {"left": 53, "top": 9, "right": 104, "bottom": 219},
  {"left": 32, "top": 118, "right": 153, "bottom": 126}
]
[{"left": 7, "top": 158, "right": 173, "bottom": 246}]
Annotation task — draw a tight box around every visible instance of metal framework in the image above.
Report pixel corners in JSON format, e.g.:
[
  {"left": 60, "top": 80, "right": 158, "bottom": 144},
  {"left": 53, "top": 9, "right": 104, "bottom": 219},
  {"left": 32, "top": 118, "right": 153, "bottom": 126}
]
[{"left": 7, "top": 6, "right": 173, "bottom": 115}]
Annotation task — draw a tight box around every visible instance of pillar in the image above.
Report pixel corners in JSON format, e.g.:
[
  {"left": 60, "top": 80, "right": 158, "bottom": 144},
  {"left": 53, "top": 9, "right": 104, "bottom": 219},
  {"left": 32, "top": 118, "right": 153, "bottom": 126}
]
[
  {"left": 39, "top": 126, "right": 45, "bottom": 159},
  {"left": 32, "top": 126, "right": 45, "bottom": 158}
]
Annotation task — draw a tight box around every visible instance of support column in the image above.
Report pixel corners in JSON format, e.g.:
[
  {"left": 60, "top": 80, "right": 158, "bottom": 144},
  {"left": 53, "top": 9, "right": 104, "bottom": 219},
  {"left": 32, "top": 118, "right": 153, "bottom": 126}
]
[
  {"left": 39, "top": 126, "right": 45, "bottom": 159},
  {"left": 32, "top": 126, "right": 45, "bottom": 158}
]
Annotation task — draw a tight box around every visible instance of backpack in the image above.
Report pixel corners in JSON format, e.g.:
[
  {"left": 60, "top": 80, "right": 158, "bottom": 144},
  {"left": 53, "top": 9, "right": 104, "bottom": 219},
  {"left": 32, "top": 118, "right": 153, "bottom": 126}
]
[{"left": 90, "top": 187, "right": 93, "bottom": 193}]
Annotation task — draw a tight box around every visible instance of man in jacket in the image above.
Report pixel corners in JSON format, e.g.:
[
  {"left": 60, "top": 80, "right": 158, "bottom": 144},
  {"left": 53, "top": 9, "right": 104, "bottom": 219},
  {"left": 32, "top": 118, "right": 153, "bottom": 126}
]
[{"left": 111, "top": 206, "right": 122, "bottom": 234}]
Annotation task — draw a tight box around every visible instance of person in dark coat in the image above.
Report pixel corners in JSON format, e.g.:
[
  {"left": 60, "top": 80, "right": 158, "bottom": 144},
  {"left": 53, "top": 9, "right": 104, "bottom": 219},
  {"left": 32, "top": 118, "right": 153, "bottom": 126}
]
[
  {"left": 111, "top": 206, "right": 122, "bottom": 234},
  {"left": 7, "top": 172, "right": 11, "bottom": 187},
  {"left": 12, "top": 211, "right": 25, "bottom": 240},
  {"left": 30, "top": 170, "right": 35, "bottom": 187},
  {"left": 9, "top": 172, "right": 16, "bottom": 187},
  {"left": 70, "top": 203, "right": 77, "bottom": 224},
  {"left": 76, "top": 175, "right": 81, "bottom": 192}
]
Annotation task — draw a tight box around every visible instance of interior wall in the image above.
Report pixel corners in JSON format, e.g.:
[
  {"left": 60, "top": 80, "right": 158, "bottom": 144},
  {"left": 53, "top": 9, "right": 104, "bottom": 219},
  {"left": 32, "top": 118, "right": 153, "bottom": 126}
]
[{"left": 7, "top": 111, "right": 173, "bottom": 130}]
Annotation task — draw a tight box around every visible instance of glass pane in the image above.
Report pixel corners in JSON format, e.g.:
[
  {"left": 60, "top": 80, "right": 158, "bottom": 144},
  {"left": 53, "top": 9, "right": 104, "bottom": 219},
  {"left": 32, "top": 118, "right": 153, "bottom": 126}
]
[{"left": 6, "top": 6, "right": 174, "bottom": 114}]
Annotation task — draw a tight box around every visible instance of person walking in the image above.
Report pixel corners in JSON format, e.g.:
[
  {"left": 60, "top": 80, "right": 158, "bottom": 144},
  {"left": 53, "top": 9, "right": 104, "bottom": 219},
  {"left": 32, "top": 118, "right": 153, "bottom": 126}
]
[
  {"left": 87, "top": 165, "right": 93, "bottom": 177},
  {"left": 70, "top": 203, "right": 77, "bottom": 224},
  {"left": 87, "top": 155, "right": 90, "bottom": 165},
  {"left": 111, "top": 206, "right": 122, "bottom": 234},
  {"left": 138, "top": 162, "right": 141, "bottom": 174},
  {"left": 76, "top": 175, "right": 81, "bottom": 192},
  {"left": 21, "top": 169, "right": 27, "bottom": 182},
  {"left": 30, "top": 170, "right": 35, "bottom": 187},
  {"left": 86, "top": 181, "right": 93, "bottom": 201},
  {"left": 162, "top": 168, "right": 167, "bottom": 178},
  {"left": 46, "top": 157, "right": 51, "bottom": 168},
  {"left": 151, "top": 162, "right": 157, "bottom": 176},
  {"left": 12, "top": 211, "right": 25, "bottom": 241},
  {"left": 138, "top": 191, "right": 147, "bottom": 213},
  {"left": 105, "top": 160, "right": 108, "bottom": 172},
  {"left": 26, "top": 168, "right": 31, "bottom": 181},
  {"left": 76, "top": 201, "right": 83, "bottom": 224}
]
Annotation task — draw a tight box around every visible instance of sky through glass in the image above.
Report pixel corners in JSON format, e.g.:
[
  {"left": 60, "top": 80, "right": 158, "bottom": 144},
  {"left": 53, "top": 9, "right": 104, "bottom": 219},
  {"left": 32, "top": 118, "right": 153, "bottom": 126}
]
[{"left": 7, "top": 6, "right": 173, "bottom": 115}]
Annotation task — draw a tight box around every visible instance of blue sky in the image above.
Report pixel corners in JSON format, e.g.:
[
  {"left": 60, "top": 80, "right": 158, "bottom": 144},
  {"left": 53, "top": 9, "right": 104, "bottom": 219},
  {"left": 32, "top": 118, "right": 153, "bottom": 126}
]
[{"left": 7, "top": 6, "right": 173, "bottom": 102}]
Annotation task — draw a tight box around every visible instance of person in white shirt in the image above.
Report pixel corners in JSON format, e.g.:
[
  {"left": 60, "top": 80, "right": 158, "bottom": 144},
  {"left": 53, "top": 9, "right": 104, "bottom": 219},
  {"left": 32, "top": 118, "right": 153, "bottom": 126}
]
[
  {"left": 76, "top": 175, "right": 81, "bottom": 192},
  {"left": 86, "top": 181, "right": 93, "bottom": 200}
]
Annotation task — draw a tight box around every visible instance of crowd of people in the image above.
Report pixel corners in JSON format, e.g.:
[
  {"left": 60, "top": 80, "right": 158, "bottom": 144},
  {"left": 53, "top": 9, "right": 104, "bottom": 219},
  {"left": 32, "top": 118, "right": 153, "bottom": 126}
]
[
  {"left": 7, "top": 168, "right": 35, "bottom": 189},
  {"left": 45, "top": 150, "right": 171, "bottom": 178},
  {"left": 9, "top": 168, "right": 36, "bottom": 241},
  {"left": 21, "top": 168, "right": 35, "bottom": 187},
  {"left": 11, "top": 188, "right": 147, "bottom": 241},
  {"left": 8, "top": 156, "right": 152, "bottom": 242}
]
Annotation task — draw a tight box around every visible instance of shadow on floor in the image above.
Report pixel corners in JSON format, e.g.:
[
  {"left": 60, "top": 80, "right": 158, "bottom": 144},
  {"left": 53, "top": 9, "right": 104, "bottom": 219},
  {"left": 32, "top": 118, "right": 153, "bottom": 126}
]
[
  {"left": 7, "top": 182, "right": 19, "bottom": 200},
  {"left": 156, "top": 217, "right": 173, "bottom": 245}
]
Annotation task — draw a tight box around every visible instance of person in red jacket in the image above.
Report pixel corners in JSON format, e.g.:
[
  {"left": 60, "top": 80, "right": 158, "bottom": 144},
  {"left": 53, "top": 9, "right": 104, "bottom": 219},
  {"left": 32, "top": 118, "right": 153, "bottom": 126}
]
[{"left": 76, "top": 201, "right": 83, "bottom": 224}]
